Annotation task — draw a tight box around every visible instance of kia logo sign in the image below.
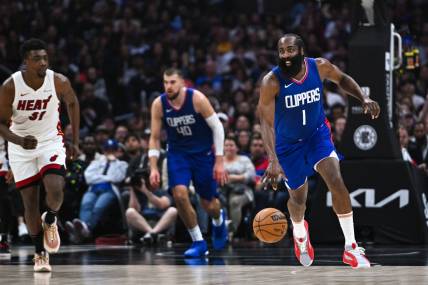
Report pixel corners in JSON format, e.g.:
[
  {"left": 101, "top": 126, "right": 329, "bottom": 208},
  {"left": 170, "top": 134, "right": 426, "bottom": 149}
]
[{"left": 327, "top": 189, "right": 409, "bottom": 208}]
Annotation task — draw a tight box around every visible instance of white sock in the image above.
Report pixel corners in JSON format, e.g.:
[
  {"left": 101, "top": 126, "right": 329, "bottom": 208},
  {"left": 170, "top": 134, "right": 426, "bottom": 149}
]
[
  {"left": 212, "top": 209, "right": 224, "bottom": 226},
  {"left": 337, "top": 211, "right": 357, "bottom": 247},
  {"left": 291, "top": 218, "right": 306, "bottom": 239},
  {"left": 188, "top": 225, "right": 204, "bottom": 241}
]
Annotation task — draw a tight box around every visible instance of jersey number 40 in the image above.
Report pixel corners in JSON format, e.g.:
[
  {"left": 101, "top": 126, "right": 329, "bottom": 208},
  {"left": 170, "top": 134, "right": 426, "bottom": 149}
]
[{"left": 177, "top": 126, "right": 192, "bottom": 136}]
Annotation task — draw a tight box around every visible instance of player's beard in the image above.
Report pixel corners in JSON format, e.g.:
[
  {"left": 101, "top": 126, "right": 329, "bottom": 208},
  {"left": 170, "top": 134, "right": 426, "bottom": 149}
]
[
  {"left": 278, "top": 54, "right": 304, "bottom": 78},
  {"left": 167, "top": 91, "right": 180, "bottom": 101}
]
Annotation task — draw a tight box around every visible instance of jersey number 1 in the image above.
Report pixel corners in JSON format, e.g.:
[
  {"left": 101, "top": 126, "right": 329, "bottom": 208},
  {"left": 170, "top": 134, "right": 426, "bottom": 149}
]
[{"left": 302, "top": 110, "right": 306, "bottom": 126}]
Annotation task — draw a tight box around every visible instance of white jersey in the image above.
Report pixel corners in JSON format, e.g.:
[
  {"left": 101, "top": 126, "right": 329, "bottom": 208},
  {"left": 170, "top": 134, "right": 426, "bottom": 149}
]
[{"left": 10, "top": 69, "right": 62, "bottom": 143}]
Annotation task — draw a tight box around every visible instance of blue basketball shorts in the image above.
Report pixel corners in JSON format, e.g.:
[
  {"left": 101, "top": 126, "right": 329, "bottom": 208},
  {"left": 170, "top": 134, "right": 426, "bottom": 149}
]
[
  {"left": 277, "top": 122, "right": 338, "bottom": 190},
  {"left": 167, "top": 150, "right": 218, "bottom": 201}
]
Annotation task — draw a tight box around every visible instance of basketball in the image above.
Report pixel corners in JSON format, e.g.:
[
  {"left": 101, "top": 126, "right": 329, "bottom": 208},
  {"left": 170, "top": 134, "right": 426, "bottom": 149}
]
[{"left": 253, "top": 208, "right": 288, "bottom": 243}]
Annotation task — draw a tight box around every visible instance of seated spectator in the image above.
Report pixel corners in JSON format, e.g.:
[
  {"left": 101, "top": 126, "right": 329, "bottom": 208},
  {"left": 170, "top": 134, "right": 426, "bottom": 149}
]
[
  {"left": 408, "top": 121, "right": 428, "bottom": 166},
  {"left": 408, "top": 122, "right": 428, "bottom": 174},
  {"left": 237, "top": 130, "right": 251, "bottom": 156},
  {"left": 250, "top": 135, "right": 269, "bottom": 192},
  {"left": 398, "top": 126, "right": 415, "bottom": 164},
  {"left": 59, "top": 141, "right": 88, "bottom": 226},
  {"left": 220, "top": 137, "right": 255, "bottom": 235},
  {"left": 126, "top": 171, "right": 177, "bottom": 244},
  {"left": 79, "top": 135, "right": 102, "bottom": 164},
  {"left": 332, "top": 116, "right": 347, "bottom": 153},
  {"left": 66, "top": 139, "right": 128, "bottom": 242}
]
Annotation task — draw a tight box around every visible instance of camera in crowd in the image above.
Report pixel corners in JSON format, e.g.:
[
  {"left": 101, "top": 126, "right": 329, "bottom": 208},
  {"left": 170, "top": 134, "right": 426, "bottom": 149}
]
[{"left": 130, "top": 167, "right": 151, "bottom": 189}]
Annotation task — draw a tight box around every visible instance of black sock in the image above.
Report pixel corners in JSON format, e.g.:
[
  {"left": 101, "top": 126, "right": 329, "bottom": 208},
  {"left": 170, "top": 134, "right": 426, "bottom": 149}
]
[
  {"left": 31, "top": 231, "right": 44, "bottom": 254},
  {"left": 44, "top": 209, "right": 57, "bottom": 225}
]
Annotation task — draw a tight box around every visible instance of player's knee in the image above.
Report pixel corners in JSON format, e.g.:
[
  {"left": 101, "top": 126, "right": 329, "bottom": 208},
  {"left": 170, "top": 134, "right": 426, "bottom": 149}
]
[
  {"left": 47, "top": 188, "right": 63, "bottom": 202},
  {"left": 172, "top": 190, "right": 189, "bottom": 205}
]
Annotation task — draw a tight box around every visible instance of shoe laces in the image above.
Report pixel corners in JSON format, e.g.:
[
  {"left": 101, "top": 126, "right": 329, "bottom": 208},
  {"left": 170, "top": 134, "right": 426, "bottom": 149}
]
[
  {"left": 348, "top": 245, "right": 366, "bottom": 256},
  {"left": 46, "top": 224, "right": 57, "bottom": 242},
  {"left": 33, "top": 253, "right": 49, "bottom": 264},
  {"left": 296, "top": 236, "right": 308, "bottom": 253}
]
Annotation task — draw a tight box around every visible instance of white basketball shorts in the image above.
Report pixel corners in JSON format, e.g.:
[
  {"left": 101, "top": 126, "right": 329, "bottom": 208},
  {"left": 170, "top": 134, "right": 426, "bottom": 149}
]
[{"left": 8, "top": 135, "right": 66, "bottom": 189}]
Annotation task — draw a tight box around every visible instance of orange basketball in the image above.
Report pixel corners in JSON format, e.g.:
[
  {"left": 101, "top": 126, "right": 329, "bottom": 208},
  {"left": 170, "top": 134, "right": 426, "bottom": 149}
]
[{"left": 253, "top": 208, "right": 288, "bottom": 243}]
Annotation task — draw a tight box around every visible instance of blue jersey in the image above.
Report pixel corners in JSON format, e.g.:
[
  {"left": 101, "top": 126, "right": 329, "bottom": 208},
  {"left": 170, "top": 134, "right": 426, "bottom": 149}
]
[
  {"left": 272, "top": 57, "right": 326, "bottom": 155},
  {"left": 161, "top": 88, "right": 213, "bottom": 154}
]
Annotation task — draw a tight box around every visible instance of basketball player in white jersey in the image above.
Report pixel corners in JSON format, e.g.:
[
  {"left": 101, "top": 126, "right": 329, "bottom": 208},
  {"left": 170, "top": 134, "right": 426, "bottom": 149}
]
[{"left": 0, "top": 39, "right": 80, "bottom": 272}]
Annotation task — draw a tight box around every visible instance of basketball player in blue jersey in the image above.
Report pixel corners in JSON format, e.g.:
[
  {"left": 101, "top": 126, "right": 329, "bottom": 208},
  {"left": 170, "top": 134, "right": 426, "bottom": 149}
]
[
  {"left": 258, "top": 34, "right": 380, "bottom": 269},
  {"left": 149, "top": 68, "right": 228, "bottom": 257}
]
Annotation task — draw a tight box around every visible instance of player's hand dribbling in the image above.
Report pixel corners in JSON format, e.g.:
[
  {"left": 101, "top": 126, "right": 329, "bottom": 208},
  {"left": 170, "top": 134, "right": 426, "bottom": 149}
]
[
  {"left": 20, "top": 135, "right": 38, "bottom": 149},
  {"left": 213, "top": 158, "right": 228, "bottom": 186},
  {"left": 362, "top": 98, "right": 380, "bottom": 119},
  {"left": 262, "top": 159, "right": 284, "bottom": 191},
  {"left": 149, "top": 168, "right": 161, "bottom": 190}
]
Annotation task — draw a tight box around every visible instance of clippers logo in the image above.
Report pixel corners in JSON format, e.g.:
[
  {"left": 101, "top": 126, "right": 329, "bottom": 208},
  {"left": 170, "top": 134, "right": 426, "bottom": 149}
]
[{"left": 327, "top": 188, "right": 409, "bottom": 208}]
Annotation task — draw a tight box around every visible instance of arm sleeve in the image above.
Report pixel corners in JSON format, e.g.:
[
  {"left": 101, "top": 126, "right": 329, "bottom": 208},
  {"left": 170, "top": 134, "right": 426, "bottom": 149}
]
[{"left": 205, "top": 114, "right": 224, "bottom": 156}]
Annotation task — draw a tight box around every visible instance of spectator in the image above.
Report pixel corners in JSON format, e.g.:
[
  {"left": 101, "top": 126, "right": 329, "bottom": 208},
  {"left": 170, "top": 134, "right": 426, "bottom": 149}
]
[
  {"left": 408, "top": 121, "right": 428, "bottom": 167},
  {"left": 235, "top": 115, "right": 251, "bottom": 132},
  {"left": 398, "top": 126, "right": 415, "bottom": 164},
  {"left": 114, "top": 125, "right": 129, "bottom": 145},
  {"left": 79, "top": 135, "right": 102, "bottom": 164},
  {"left": 94, "top": 125, "right": 111, "bottom": 147},
  {"left": 237, "top": 130, "right": 251, "bottom": 156},
  {"left": 66, "top": 139, "right": 128, "bottom": 242},
  {"left": 332, "top": 116, "right": 347, "bottom": 152},
  {"left": 60, "top": 142, "right": 88, "bottom": 226},
  {"left": 220, "top": 137, "right": 255, "bottom": 235},
  {"left": 124, "top": 133, "right": 143, "bottom": 163},
  {"left": 126, "top": 173, "right": 177, "bottom": 244},
  {"left": 250, "top": 135, "right": 269, "bottom": 192}
]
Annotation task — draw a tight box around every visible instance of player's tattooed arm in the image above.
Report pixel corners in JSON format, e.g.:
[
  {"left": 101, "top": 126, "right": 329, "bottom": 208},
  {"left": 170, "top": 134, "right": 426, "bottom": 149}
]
[
  {"left": 316, "top": 58, "right": 380, "bottom": 119},
  {"left": 257, "top": 72, "right": 283, "bottom": 189},
  {"left": 0, "top": 78, "right": 37, "bottom": 149},
  {"left": 55, "top": 73, "right": 80, "bottom": 158}
]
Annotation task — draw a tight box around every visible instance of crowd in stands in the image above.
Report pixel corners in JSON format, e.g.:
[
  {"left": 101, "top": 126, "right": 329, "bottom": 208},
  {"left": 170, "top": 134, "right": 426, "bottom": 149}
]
[{"left": 1, "top": 0, "right": 428, "bottom": 244}]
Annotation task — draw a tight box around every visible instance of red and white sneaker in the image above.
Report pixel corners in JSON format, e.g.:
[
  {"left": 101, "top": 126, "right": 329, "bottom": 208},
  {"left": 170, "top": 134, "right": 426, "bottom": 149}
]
[
  {"left": 292, "top": 220, "right": 314, "bottom": 267},
  {"left": 343, "top": 243, "right": 371, "bottom": 269},
  {"left": 41, "top": 212, "right": 60, "bottom": 253}
]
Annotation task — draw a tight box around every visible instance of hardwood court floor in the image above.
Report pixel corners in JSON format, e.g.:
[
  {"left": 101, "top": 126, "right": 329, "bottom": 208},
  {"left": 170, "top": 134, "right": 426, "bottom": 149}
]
[{"left": 1, "top": 242, "right": 428, "bottom": 284}]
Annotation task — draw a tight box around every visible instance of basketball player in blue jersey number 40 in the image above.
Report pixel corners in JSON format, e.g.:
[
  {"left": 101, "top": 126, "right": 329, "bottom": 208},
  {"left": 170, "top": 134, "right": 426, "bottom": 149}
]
[
  {"left": 258, "top": 34, "right": 380, "bottom": 269},
  {"left": 149, "top": 68, "right": 228, "bottom": 258}
]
